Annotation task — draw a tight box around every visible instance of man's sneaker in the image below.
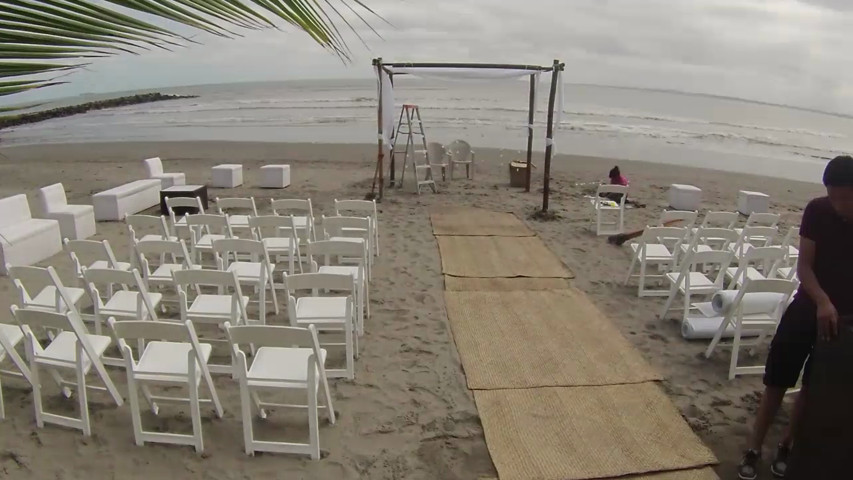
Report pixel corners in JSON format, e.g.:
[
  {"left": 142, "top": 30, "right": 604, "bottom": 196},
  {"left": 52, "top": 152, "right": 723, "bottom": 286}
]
[
  {"left": 737, "top": 449, "right": 761, "bottom": 480},
  {"left": 771, "top": 444, "right": 790, "bottom": 478}
]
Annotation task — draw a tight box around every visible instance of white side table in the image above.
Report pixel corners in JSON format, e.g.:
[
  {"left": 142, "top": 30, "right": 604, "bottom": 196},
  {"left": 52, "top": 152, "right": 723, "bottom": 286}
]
[
  {"left": 260, "top": 165, "right": 291, "bottom": 189},
  {"left": 668, "top": 184, "right": 702, "bottom": 211},
  {"left": 212, "top": 164, "right": 243, "bottom": 188}
]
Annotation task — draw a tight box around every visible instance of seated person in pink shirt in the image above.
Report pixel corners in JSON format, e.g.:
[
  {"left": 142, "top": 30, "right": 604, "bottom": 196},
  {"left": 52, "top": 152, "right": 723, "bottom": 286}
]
[{"left": 601, "top": 166, "right": 629, "bottom": 202}]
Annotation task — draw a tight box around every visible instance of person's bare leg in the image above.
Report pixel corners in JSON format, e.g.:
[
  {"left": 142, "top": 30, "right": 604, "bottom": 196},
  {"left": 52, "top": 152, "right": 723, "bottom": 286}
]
[
  {"left": 779, "top": 386, "right": 807, "bottom": 448},
  {"left": 748, "top": 386, "right": 787, "bottom": 451}
]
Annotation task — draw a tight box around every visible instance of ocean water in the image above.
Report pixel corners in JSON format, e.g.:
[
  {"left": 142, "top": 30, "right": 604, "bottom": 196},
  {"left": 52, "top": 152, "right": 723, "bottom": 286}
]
[{"left": 3, "top": 78, "right": 852, "bottom": 183}]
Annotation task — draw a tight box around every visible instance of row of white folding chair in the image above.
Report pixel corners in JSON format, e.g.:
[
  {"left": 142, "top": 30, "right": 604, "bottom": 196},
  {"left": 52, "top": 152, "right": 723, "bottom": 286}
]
[{"left": 2, "top": 266, "right": 333, "bottom": 457}]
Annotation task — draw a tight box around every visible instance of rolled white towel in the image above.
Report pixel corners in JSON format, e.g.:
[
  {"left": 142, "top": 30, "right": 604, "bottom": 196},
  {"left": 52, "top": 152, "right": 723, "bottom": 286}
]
[{"left": 711, "top": 291, "right": 788, "bottom": 315}]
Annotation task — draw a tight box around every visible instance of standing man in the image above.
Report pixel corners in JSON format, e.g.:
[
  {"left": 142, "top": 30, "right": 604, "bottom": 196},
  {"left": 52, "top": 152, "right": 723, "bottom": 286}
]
[{"left": 738, "top": 155, "right": 853, "bottom": 479}]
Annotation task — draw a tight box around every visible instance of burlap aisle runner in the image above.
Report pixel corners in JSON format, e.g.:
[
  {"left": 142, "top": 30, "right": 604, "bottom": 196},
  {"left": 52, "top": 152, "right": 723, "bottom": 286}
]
[
  {"left": 444, "top": 289, "right": 662, "bottom": 389},
  {"left": 437, "top": 236, "right": 574, "bottom": 279},
  {"left": 430, "top": 207, "right": 534, "bottom": 236}
]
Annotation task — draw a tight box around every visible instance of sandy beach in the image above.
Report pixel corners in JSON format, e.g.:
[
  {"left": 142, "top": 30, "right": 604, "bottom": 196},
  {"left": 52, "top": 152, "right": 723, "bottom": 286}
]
[{"left": 0, "top": 141, "right": 823, "bottom": 479}]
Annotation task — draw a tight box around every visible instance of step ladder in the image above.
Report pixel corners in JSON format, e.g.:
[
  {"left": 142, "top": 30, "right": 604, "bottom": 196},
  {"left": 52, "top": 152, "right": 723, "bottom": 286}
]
[{"left": 391, "top": 104, "right": 437, "bottom": 194}]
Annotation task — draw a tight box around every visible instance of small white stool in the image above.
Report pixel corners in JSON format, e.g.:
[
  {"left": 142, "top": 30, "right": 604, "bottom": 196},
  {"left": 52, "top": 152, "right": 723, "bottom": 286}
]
[
  {"left": 668, "top": 184, "right": 702, "bottom": 211},
  {"left": 259, "top": 165, "right": 291, "bottom": 189},
  {"left": 738, "top": 190, "right": 769, "bottom": 215},
  {"left": 212, "top": 164, "right": 243, "bottom": 188}
]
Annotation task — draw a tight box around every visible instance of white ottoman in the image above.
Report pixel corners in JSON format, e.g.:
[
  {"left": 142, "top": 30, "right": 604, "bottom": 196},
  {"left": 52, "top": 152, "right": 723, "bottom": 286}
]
[
  {"left": 738, "top": 190, "right": 769, "bottom": 215},
  {"left": 260, "top": 165, "right": 291, "bottom": 189},
  {"left": 212, "top": 164, "right": 243, "bottom": 188},
  {"left": 668, "top": 184, "right": 702, "bottom": 211}
]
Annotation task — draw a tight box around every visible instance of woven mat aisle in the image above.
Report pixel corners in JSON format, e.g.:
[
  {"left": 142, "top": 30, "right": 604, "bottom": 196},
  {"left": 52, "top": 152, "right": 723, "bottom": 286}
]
[{"left": 430, "top": 209, "right": 719, "bottom": 480}]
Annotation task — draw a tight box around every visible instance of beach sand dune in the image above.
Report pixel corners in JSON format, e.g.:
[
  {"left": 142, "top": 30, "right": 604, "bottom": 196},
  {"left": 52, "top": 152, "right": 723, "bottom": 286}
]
[{"left": 0, "top": 141, "right": 822, "bottom": 479}]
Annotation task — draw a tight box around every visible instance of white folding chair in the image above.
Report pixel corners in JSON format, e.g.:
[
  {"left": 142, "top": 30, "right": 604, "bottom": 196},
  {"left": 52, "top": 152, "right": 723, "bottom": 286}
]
[
  {"left": 704, "top": 279, "right": 797, "bottom": 379},
  {"left": 109, "top": 318, "right": 223, "bottom": 453},
  {"left": 249, "top": 215, "right": 303, "bottom": 275},
  {"left": 284, "top": 273, "right": 356, "bottom": 379},
  {"left": 697, "top": 211, "right": 739, "bottom": 230},
  {"left": 738, "top": 212, "right": 781, "bottom": 230},
  {"left": 212, "top": 238, "right": 279, "bottom": 325},
  {"left": 659, "top": 210, "right": 698, "bottom": 228},
  {"left": 225, "top": 323, "right": 335, "bottom": 459},
  {"left": 215, "top": 197, "right": 258, "bottom": 233},
  {"left": 172, "top": 269, "right": 249, "bottom": 374},
  {"left": 725, "top": 246, "right": 786, "bottom": 289},
  {"left": 64, "top": 239, "right": 131, "bottom": 285},
  {"left": 590, "top": 185, "right": 627, "bottom": 236},
  {"left": 777, "top": 226, "right": 800, "bottom": 266},
  {"left": 308, "top": 239, "right": 368, "bottom": 336},
  {"left": 447, "top": 139, "right": 475, "bottom": 180},
  {"left": 624, "top": 227, "right": 687, "bottom": 297},
  {"left": 321, "top": 215, "right": 372, "bottom": 282},
  {"left": 134, "top": 239, "right": 199, "bottom": 296},
  {"left": 660, "top": 249, "right": 734, "bottom": 321},
  {"left": 166, "top": 196, "right": 205, "bottom": 238},
  {"left": 728, "top": 226, "right": 779, "bottom": 261},
  {"left": 680, "top": 227, "right": 740, "bottom": 259},
  {"left": 335, "top": 199, "right": 380, "bottom": 257},
  {"left": 125, "top": 214, "right": 175, "bottom": 252},
  {"left": 0, "top": 322, "right": 31, "bottom": 420},
  {"left": 81, "top": 267, "right": 162, "bottom": 336},
  {"left": 185, "top": 214, "right": 233, "bottom": 266},
  {"left": 11, "top": 306, "right": 123, "bottom": 436},
  {"left": 271, "top": 199, "right": 315, "bottom": 243},
  {"left": 8, "top": 264, "right": 86, "bottom": 315}
]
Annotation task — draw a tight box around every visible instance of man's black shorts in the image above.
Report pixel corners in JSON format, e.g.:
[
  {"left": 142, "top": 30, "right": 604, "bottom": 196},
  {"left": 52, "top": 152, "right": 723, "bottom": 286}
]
[{"left": 763, "top": 296, "right": 818, "bottom": 389}]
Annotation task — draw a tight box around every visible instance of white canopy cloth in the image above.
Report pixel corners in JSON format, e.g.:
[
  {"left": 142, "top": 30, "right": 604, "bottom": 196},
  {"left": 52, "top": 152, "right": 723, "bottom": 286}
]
[{"left": 375, "top": 65, "right": 563, "bottom": 150}]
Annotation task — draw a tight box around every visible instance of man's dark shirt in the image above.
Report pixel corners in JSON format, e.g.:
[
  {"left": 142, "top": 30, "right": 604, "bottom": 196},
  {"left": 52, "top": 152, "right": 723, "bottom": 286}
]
[{"left": 798, "top": 196, "right": 853, "bottom": 314}]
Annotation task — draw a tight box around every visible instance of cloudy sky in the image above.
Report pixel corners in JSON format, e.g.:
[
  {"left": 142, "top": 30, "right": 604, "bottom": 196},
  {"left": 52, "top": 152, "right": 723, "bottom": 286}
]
[{"left": 12, "top": 0, "right": 853, "bottom": 113}]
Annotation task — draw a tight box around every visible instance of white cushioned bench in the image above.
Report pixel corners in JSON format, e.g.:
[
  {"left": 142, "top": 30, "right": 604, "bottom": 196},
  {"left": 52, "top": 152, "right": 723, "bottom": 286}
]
[
  {"left": 0, "top": 194, "right": 63, "bottom": 275},
  {"left": 37, "top": 183, "right": 96, "bottom": 240},
  {"left": 92, "top": 179, "right": 161, "bottom": 221}
]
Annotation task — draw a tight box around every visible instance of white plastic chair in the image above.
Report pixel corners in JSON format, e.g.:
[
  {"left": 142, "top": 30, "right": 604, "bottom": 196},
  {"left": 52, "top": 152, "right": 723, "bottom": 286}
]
[
  {"left": 212, "top": 238, "right": 279, "bottom": 325},
  {"left": 590, "top": 185, "right": 627, "bottom": 236},
  {"left": 271, "top": 199, "right": 315, "bottom": 243},
  {"left": 725, "top": 246, "right": 785, "bottom": 289},
  {"left": 427, "top": 142, "right": 449, "bottom": 181},
  {"left": 64, "top": 239, "right": 131, "bottom": 285},
  {"left": 249, "top": 215, "right": 303, "bottom": 275},
  {"left": 334, "top": 199, "right": 380, "bottom": 257},
  {"left": 215, "top": 197, "right": 258, "bottom": 233},
  {"left": 308, "top": 239, "right": 368, "bottom": 336},
  {"left": 109, "top": 318, "right": 223, "bottom": 452},
  {"left": 11, "top": 306, "right": 123, "bottom": 436},
  {"left": 738, "top": 212, "right": 781, "bottom": 231},
  {"left": 0, "top": 322, "right": 31, "bottom": 420},
  {"left": 660, "top": 249, "right": 734, "bottom": 321},
  {"left": 624, "top": 227, "right": 687, "bottom": 297},
  {"left": 225, "top": 323, "right": 335, "bottom": 459},
  {"left": 284, "top": 273, "right": 356, "bottom": 379},
  {"left": 172, "top": 269, "right": 249, "bottom": 374},
  {"left": 321, "top": 215, "right": 372, "bottom": 282},
  {"left": 8, "top": 264, "right": 85, "bottom": 315},
  {"left": 697, "top": 211, "right": 739, "bottom": 229},
  {"left": 447, "top": 139, "right": 475, "bottom": 180},
  {"left": 185, "top": 214, "right": 233, "bottom": 266},
  {"left": 679, "top": 227, "right": 740, "bottom": 259},
  {"left": 81, "top": 267, "right": 162, "bottom": 336},
  {"left": 704, "top": 279, "right": 797, "bottom": 379},
  {"left": 166, "top": 196, "right": 205, "bottom": 238}
]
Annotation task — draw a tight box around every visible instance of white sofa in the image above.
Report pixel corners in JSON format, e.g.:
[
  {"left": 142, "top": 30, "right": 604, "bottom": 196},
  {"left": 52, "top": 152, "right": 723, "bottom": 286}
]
[
  {"left": 0, "top": 194, "right": 63, "bottom": 275},
  {"left": 92, "top": 179, "right": 161, "bottom": 221},
  {"left": 144, "top": 157, "right": 186, "bottom": 189},
  {"left": 37, "top": 183, "right": 96, "bottom": 240}
]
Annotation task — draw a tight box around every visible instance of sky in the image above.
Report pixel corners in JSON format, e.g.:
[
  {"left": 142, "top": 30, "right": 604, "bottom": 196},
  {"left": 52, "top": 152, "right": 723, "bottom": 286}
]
[{"left": 8, "top": 0, "right": 853, "bottom": 114}]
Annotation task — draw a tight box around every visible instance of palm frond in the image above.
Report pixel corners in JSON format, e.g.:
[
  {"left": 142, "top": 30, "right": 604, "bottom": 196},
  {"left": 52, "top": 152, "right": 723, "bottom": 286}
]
[{"left": 0, "top": 0, "right": 379, "bottom": 99}]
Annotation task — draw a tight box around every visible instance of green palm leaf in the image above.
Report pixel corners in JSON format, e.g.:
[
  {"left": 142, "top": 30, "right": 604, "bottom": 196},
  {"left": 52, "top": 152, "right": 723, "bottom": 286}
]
[{"left": 0, "top": 0, "right": 379, "bottom": 99}]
